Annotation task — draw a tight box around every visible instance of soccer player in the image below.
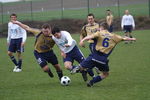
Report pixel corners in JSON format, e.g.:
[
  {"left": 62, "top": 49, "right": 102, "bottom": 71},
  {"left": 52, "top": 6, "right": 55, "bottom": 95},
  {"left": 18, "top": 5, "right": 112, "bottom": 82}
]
[
  {"left": 52, "top": 27, "right": 87, "bottom": 81},
  {"left": 106, "top": 9, "right": 113, "bottom": 33},
  {"left": 12, "top": 21, "right": 63, "bottom": 80},
  {"left": 121, "top": 10, "right": 135, "bottom": 43},
  {"left": 80, "top": 13, "right": 100, "bottom": 76},
  {"left": 7, "top": 13, "right": 27, "bottom": 72},
  {"left": 73, "top": 22, "right": 136, "bottom": 87}
]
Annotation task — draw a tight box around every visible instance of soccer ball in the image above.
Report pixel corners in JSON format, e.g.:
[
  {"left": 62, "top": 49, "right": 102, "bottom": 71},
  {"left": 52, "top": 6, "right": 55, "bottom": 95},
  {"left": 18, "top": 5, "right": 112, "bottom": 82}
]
[{"left": 60, "top": 76, "right": 71, "bottom": 86}]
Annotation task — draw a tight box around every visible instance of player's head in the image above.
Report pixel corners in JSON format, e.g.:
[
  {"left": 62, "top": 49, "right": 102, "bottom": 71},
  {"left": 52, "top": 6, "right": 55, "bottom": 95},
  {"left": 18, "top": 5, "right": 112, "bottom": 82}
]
[
  {"left": 10, "top": 13, "right": 17, "bottom": 21},
  {"left": 87, "top": 13, "right": 95, "bottom": 25},
  {"left": 99, "top": 22, "right": 108, "bottom": 31},
  {"left": 41, "top": 23, "right": 51, "bottom": 36},
  {"left": 106, "top": 9, "right": 111, "bottom": 15},
  {"left": 125, "top": 10, "right": 129, "bottom": 15},
  {"left": 52, "top": 27, "right": 61, "bottom": 39}
]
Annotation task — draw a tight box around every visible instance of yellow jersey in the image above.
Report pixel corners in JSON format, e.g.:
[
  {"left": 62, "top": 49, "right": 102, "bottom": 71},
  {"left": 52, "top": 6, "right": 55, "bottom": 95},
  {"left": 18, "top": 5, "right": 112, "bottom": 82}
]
[
  {"left": 28, "top": 28, "right": 55, "bottom": 53},
  {"left": 80, "top": 22, "right": 99, "bottom": 43},
  {"left": 91, "top": 30, "right": 123, "bottom": 54}
]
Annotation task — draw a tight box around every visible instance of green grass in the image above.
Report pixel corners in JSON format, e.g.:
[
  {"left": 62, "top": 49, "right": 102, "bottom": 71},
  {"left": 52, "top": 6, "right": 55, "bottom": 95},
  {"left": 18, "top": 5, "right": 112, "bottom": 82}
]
[
  {"left": 0, "top": 30, "right": 150, "bottom": 100},
  {"left": 0, "top": 3, "right": 149, "bottom": 24}
]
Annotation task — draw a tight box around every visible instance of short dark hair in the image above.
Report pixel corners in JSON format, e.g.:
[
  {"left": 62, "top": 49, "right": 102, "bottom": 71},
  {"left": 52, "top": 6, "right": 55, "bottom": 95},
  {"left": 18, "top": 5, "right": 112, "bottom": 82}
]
[
  {"left": 10, "top": 13, "right": 17, "bottom": 18},
  {"left": 106, "top": 9, "right": 110, "bottom": 11},
  {"left": 42, "top": 23, "right": 51, "bottom": 29},
  {"left": 52, "top": 27, "right": 60, "bottom": 35},
  {"left": 99, "top": 22, "right": 108, "bottom": 30},
  {"left": 87, "top": 13, "right": 95, "bottom": 18}
]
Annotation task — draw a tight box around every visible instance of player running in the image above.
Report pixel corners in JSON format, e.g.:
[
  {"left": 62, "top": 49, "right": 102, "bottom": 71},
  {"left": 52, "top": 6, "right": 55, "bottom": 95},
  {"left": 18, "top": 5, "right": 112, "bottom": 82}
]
[
  {"left": 52, "top": 27, "right": 87, "bottom": 81},
  {"left": 72, "top": 22, "right": 136, "bottom": 87},
  {"left": 12, "top": 21, "right": 63, "bottom": 80}
]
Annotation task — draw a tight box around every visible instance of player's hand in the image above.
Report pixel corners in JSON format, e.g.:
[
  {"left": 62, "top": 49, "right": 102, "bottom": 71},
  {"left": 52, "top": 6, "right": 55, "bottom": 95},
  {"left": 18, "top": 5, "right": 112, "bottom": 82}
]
[
  {"left": 21, "top": 42, "right": 25, "bottom": 47},
  {"left": 61, "top": 52, "right": 66, "bottom": 58},
  {"left": 131, "top": 38, "right": 136, "bottom": 41},
  {"left": 64, "top": 44, "right": 70, "bottom": 47},
  {"left": 79, "top": 41, "right": 85, "bottom": 48}
]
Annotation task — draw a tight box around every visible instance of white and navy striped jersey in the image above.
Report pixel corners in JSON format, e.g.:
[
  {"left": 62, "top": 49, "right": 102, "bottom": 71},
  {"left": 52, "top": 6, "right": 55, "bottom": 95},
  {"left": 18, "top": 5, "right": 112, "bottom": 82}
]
[
  {"left": 7, "top": 22, "right": 27, "bottom": 43},
  {"left": 52, "top": 31, "right": 76, "bottom": 53}
]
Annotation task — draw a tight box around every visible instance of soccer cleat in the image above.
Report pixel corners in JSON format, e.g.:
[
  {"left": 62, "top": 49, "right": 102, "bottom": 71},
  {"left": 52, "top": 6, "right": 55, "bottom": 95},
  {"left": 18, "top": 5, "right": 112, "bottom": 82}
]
[
  {"left": 81, "top": 70, "right": 88, "bottom": 81},
  {"left": 14, "top": 68, "right": 22, "bottom": 72},
  {"left": 87, "top": 81, "right": 93, "bottom": 87},
  {"left": 70, "top": 66, "right": 80, "bottom": 74},
  {"left": 13, "top": 66, "right": 18, "bottom": 72}
]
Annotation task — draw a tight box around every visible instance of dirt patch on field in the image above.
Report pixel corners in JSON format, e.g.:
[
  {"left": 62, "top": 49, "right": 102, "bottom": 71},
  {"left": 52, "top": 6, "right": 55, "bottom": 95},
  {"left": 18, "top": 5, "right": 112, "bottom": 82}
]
[{"left": 0, "top": 16, "right": 150, "bottom": 37}]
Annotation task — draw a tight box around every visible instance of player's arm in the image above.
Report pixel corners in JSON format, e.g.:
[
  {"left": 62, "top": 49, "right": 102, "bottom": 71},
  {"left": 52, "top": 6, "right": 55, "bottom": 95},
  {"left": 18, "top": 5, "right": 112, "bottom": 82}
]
[
  {"left": 64, "top": 31, "right": 73, "bottom": 47},
  {"left": 60, "top": 50, "right": 66, "bottom": 58},
  {"left": 7, "top": 23, "right": 11, "bottom": 45},
  {"left": 12, "top": 21, "right": 41, "bottom": 36},
  {"left": 21, "top": 28, "right": 27, "bottom": 47},
  {"left": 121, "top": 16, "right": 124, "bottom": 30},
  {"left": 123, "top": 36, "right": 136, "bottom": 41},
  {"left": 79, "top": 32, "right": 98, "bottom": 47},
  {"left": 106, "top": 16, "right": 111, "bottom": 26},
  {"left": 80, "top": 26, "right": 87, "bottom": 41}
]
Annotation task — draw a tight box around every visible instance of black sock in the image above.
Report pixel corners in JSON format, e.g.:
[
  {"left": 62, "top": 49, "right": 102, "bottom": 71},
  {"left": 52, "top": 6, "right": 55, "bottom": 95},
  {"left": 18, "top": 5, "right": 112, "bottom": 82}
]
[
  {"left": 46, "top": 69, "right": 54, "bottom": 78},
  {"left": 57, "top": 70, "right": 63, "bottom": 80},
  {"left": 10, "top": 56, "right": 18, "bottom": 66},
  {"left": 18, "top": 59, "right": 22, "bottom": 69}
]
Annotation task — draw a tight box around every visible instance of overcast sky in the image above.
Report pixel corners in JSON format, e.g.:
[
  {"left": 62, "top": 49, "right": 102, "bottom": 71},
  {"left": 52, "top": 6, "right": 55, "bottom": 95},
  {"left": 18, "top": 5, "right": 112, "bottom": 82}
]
[{"left": 0, "top": 0, "right": 21, "bottom": 3}]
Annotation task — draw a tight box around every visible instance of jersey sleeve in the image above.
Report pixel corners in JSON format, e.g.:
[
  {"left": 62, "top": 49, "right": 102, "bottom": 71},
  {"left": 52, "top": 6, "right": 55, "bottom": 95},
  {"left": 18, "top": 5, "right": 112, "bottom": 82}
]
[
  {"left": 21, "top": 28, "right": 27, "bottom": 43},
  {"left": 91, "top": 31, "right": 99, "bottom": 38},
  {"left": 65, "top": 31, "right": 74, "bottom": 46},
  {"left": 7, "top": 23, "right": 11, "bottom": 43},
  {"left": 80, "top": 26, "right": 87, "bottom": 39},
  {"left": 112, "top": 34, "right": 123, "bottom": 43},
  {"left": 27, "top": 28, "right": 41, "bottom": 36}
]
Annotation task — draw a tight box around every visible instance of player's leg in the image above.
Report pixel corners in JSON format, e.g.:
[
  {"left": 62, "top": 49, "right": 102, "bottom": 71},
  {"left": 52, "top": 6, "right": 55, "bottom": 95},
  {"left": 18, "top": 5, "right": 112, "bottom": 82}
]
[
  {"left": 48, "top": 50, "right": 63, "bottom": 80},
  {"left": 75, "top": 55, "right": 95, "bottom": 81},
  {"left": 34, "top": 50, "right": 54, "bottom": 78},
  {"left": 53, "top": 64, "right": 63, "bottom": 80},
  {"left": 7, "top": 40, "right": 18, "bottom": 71},
  {"left": 124, "top": 26, "right": 129, "bottom": 44},
  {"left": 42, "top": 65, "right": 54, "bottom": 78},
  {"left": 8, "top": 51, "right": 18, "bottom": 67},
  {"left": 63, "top": 52, "right": 77, "bottom": 71},
  {"left": 74, "top": 46, "right": 95, "bottom": 77},
  {"left": 87, "top": 60, "right": 109, "bottom": 87},
  {"left": 14, "top": 52, "right": 22, "bottom": 72},
  {"left": 64, "top": 61, "right": 73, "bottom": 70},
  {"left": 15, "top": 38, "right": 24, "bottom": 72}
]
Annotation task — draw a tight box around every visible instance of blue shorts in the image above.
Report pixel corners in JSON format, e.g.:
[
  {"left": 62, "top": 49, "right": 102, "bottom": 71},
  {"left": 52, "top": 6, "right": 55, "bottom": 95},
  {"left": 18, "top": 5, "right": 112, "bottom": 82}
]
[
  {"left": 8, "top": 38, "right": 24, "bottom": 53},
  {"left": 123, "top": 25, "right": 133, "bottom": 33},
  {"left": 80, "top": 53, "right": 109, "bottom": 72},
  {"left": 89, "top": 43, "right": 95, "bottom": 53},
  {"left": 34, "top": 50, "right": 58, "bottom": 68},
  {"left": 63, "top": 46, "right": 85, "bottom": 63}
]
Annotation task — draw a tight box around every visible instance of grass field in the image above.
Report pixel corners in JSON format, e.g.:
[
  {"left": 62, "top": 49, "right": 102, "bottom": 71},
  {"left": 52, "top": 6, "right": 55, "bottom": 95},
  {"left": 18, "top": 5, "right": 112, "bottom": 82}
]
[{"left": 0, "top": 30, "right": 150, "bottom": 100}]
